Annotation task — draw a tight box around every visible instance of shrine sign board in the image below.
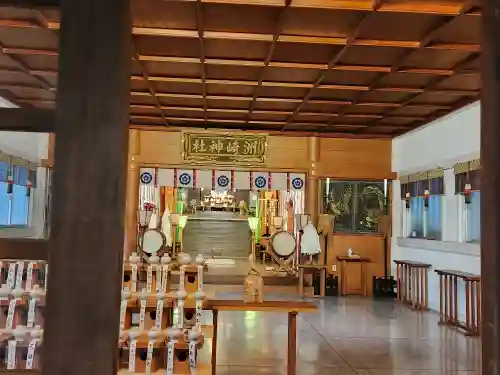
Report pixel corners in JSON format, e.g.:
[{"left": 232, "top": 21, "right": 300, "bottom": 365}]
[{"left": 182, "top": 132, "right": 267, "bottom": 165}]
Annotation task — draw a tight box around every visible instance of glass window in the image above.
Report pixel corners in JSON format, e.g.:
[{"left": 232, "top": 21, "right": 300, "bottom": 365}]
[
  {"left": 410, "top": 196, "right": 424, "bottom": 237},
  {"left": 11, "top": 184, "right": 29, "bottom": 225},
  {"left": 321, "top": 179, "right": 387, "bottom": 234},
  {"left": 427, "top": 195, "right": 443, "bottom": 240},
  {"left": 466, "top": 191, "right": 480, "bottom": 243},
  {"left": 0, "top": 181, "right": 9, "bottom": 225}
]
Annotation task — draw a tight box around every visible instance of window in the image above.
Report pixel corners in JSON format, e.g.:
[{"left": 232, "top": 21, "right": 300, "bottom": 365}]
[
  {"left": 0, "top": 159, "right": 35, "bottom": 227},
  {"left": 401, "top": 170, "right": 444, "bottom": 240},
  {"left": 320, "top": 179, "right": 388, "bottom": 234},
  {"left": 455, "top": 163, "right": 480, "bottom": 243}
]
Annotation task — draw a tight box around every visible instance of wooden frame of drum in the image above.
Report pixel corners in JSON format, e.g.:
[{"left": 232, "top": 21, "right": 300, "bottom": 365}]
[
  {"left": 139, "top": 228, "right": 167, "bottom": 262},
  {"left": 266, "top": 231, "right": 297, "bottom": 276}
]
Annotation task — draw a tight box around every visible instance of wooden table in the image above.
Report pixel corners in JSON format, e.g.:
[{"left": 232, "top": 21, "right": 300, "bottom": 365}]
[
  {"left": 337, "top": 256, "right": 371, "bottom": 296},
  {"left": 206, "top": 300, "right": 317, "bottom": 375},
  {"left": 435, "top": 269, "right": 481, "bottom": 336},
  {"left": 394, "top": 260, "right": 432, "bottom": 310},
  {"left": 298, "top": 264, "right": 328, "bottom": 297}
]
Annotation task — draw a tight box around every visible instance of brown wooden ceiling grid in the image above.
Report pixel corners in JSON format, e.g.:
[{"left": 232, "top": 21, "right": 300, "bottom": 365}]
[{"left": 0, "top": 0, "right": 481, "bottom": 138}]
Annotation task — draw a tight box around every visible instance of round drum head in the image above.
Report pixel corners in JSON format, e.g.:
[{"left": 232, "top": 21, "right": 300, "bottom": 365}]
[
  {"left": 140, "top": 229, "right": 166, "bottom": 255},
  {"left": 270, "top": 231, "right": 296, "bottom": 258}
]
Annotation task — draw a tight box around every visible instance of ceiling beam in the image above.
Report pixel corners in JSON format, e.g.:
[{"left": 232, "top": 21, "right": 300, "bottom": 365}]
[
  {"left": 0, "top": 0, "right": 58, "bottom": 7},
  {"left": 0, "top": 107, "right": 55, "bottom": 132},
  {"left": 0, "top": 239, "right": 49, "bottom": 261}
]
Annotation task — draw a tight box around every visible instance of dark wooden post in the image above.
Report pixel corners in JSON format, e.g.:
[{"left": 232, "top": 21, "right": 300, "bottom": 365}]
[
  {"left": 41, "top": 1, "right": 131, "bottom": 375},
  {"left": 481, "top": 1, "right": 500, "bottom": 373}
]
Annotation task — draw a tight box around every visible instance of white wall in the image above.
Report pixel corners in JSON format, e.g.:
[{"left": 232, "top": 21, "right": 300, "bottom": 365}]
[
  {"left": 391, "top": 102, "right": 480, "bottom": 317},
  {"left": 0, "top": 131, "right": 50, "bottom": 238}
]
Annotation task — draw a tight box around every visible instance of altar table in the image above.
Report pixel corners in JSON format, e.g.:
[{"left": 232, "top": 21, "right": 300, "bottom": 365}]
[{"left": 206, "top": 300, "right": 318, "bottom": 375}]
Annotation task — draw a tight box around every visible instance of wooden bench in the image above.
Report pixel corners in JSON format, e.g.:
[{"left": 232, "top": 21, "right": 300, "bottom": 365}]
[
  {"left": 435, "top": 269, "right": 481, "bottom": 336},
  {"left": 394, "top": 260, "right": 431, "bottom": 310}
]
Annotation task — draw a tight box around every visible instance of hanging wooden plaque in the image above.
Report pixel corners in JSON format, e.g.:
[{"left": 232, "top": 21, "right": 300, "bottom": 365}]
[{"left": 182, "top": 132, "right": 267, "bottom": 165}]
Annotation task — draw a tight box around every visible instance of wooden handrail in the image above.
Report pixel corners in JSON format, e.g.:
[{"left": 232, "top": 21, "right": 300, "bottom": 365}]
[{"left": 394, "top": 260, "right": 432, "bottom": 310}]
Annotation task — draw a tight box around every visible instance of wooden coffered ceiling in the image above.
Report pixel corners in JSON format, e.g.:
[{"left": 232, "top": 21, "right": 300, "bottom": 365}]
[{"left": 0, "top": 0, "right": 481, "bottom": 138}]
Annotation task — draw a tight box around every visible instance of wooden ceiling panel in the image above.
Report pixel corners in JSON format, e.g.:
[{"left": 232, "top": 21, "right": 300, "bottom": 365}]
[
  {"left": 130, "top": 105, "right": 161, "bottom": 116},
  {"left": 357, "top": 12, "right": 448, "bottom": 41},
  {"left": 391, "top": 105, "right": 438, "bottom": 117},
  {"left": 9, "top": 86, "right": 55, "bottom": 101},
  {"left": 144, "top": 61, "right": 201, "bottom": 78},
  {"left": 296, "top": 113, "right": 331, "bottom": 122},
  {"left": 329, "top": 116, "right": 371, "bottom": 125},
  {"left": 0, "top": 7, "right": 37, "bottom": 20},
  {"left": 204, "top": 39, "right": 271, "bottom": 60},
  {"left": 402, "top": 49, "right": 474, "bottom": 70},
  {"left": 131, "top": 79, "right": 149, "bottom": 92},
  {"left": 0, "top": 26, "right": 57, "bottom": 50},
  {"left": 432, "top": 14, "right": 480, "bottom": 44},
  {"left": 262, "top": 67, "right": 319, "bottom": 83},
  {"left": 301, "top": 101, "right": 343, "bottom": 113},
  {"left": 18, "top": 54, "right": 58, "bottom": 71},
  {"left": 131, "top": 0, "right": 197, "bottom": 30},
  {"left": 259, "top": 86, "right": 309, "bottom": 99},
  {"left": 312, "top": 88, "right": 359, "bottom": 101},
  {"left": 377, "top": 72, "right": 436, "bottom": 88},
  {"left": 323, "top": 70, "right": 379, "bottom": 86},
  {"left": 340, "top": 45, "right": 409, "bottom": 66},
  {"left": 366, "top": 126, "right": 401, "bottom": 134},
  {"left": 281, "top": 8, "right": 365, "bottom": 38},
  {"left": 345, "top": 105, "right": 389, "bottom": 115},
  {"left": 164, "top": 108, "right": 204, "bottom": 119},
  {"left": 135, "top": 35, "right": 200, "bottom": 58},
  {"left": 130, "top": 94, "right": 156, "bottom": 106},
  {"left": 379, "top": 0, "right": 465, "bottom": 14},
  {"left": 153, "top": 81, "right": 203, "bottom": 95},
  {"left": 207, "top": 110, "right": 247, "bottom": 120},
  {"left": 272, "top": 42, "right": 339, "bottom": 65},
  {"left": 0, "top": 54, "right": 20, "bottom": 70},
  {"left": 203, "top": 3, "right": 281, "bottom": 35},
  {"left": 250, "top": 112, "right": 289, "bottom": 122},
  {"left": 206, "top": 82, "right": 255, "bottom": 97},
  {"left": 207, "top": 98, "right": 249, "bottom": 109},
  {"left": 328, "top": 125, "right": 366, "bottom": 132},
  {"left": 0, "top": 70, "right": 39, "bottom": 86},
  {"left": 436, "top": 73, "right": 481, "bottom": 91},
  {"left": 206, "top": 65, "right": 261, "bottom": 81},
  {"left": 253, "top": 100, "right": 298, "bottom": 111},
  {"left": 411, "top": 92, "right": 466, "bottom": 105},
  {"left": 358, "top": 90, "right": 411, "bottom": 103},
  {"left": 379, "top": 117, "right": 415, "bottom": 125},
  {"left": 160, "top": 96, "right": 205, "bottom": 108},
  {"left": 130, "top": 116, "right": 166, "bottom": 126}
]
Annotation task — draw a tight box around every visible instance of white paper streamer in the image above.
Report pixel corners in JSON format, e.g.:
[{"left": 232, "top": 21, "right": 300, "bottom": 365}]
[
  {"left": 25, "top": 339, "right": 37, "bottom": 369},
  {"left": 25, "top": 263, "right": 35, "bottom": 291},
  {"left": 146, "top": 265, "right": 153, "bottom": 293},
  {"left": 6, "top": 339, "right": 16, "bottom": 369},
  {"left": 195, "top": 299, "right": 202, "bottom": 329},
  {"left": 179, "top": 266, "right": 186, "bottom": 291},
  {"left": 44, "top": 264, "right": 48, "bottom": 291},
  {"left": 6, "top": 263, "right": 16, "bottom": 289},
  {"left": 27, "top": 298, "right": 36, "bottom": 328},
  {"left": 155, "top": 265, "right": 162, "bottom": 292},
  {"left": 155, "top": 299, "right": 164, "bottom": 329},
  {"left": 128, "top": 337, "right": 137, "bottom": 373},
  {"left": 189, "top": 340, "right": 197, "bottom": 374},
  {"left": 14, "top": 262, "right": 24, "bottom": 290},
  {"left": 177, "top": 299, "right": 184, "bottom": 329},
  {"left": 6, "top": 298, "right": 17, "bottom": 330},
  {"left": 139, "top": 299, "right": 147, "bottom": 330},
  {"left": 131, "top": 264, "right": 138, "bottom": 293},
  {"left": 161, "top": 266, "right": 169, "bottom": 292},
  {"left": 119, "top": 300, "right": 127, "bottom": 330},
  {"left": 145, "top": 340, "right": 154, "bottom": 375},
  {"left": 166, "top": 339, "right": 175, "bottom": 375},
  {"left": 197, "top": 265, "right": 203, "bottom": 293}
]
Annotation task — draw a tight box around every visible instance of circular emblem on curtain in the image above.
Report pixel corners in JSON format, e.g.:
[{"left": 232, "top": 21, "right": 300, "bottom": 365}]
[
  {"left": 217, "top": 175, "right": 230, "bottom": 187},
  {"left": 292, "top": 177, "right": 304, "bottom": 189},
  {"left": 179, "top": 173, "right": 192, "bottom": 186},
  {"left": 255, "top": 176, "right": 267, "bottom": 189},
  {"left": 140, "top": 172, "right": 153, "bottom": 185}
]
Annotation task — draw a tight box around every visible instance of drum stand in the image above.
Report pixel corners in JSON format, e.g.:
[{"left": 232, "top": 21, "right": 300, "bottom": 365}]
[{"left": 264, "top": 249, "right": 297, "bottom": 276}]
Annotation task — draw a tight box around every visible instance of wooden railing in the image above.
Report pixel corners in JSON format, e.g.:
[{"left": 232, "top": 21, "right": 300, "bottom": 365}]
[
  {"left": 394, "top": 260, "right": 432, "bottom": 310},
  {"left": 435, "top": 269, "right": 481, "bottom": 336}
]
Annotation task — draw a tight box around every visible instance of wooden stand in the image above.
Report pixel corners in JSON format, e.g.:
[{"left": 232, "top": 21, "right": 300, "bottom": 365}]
[
  {"left": 337, "top": 256, "right": 371, "bottom": 296},
  {"left": 298, "top": 264, "right": 327, "bottom": 297},
  {"left": 394, "top": 260, "right": 431, "bottom": 310},
  {"left": 435, "top": 269, "right": 481, "bottom": 336}
]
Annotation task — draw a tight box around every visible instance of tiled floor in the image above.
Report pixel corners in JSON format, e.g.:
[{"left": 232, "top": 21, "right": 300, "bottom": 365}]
[{"left": 201, "top": 294, "right": 481, "bottom": 375}]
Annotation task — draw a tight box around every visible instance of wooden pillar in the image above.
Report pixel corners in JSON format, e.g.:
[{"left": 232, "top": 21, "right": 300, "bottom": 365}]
[
  {"left": 481, "top": 1, "right": 500, "bottom": 373},
  {"left": 124, "top": 130, "right": 140, "bottom": 258},
  {"left": 306, "top": 136, "right": 320, "bottom": 225},
  {"left": 42, "top": 2, "right": 131, "bottom": 375}
]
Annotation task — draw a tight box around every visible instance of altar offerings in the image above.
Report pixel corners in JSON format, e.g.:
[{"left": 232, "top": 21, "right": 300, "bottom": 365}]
[{"left": 266, "top": 231, "right": 297, "bottom": 276}]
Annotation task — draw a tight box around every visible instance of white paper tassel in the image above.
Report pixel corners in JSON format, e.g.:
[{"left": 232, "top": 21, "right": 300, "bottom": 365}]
[
  {"left": 6, "top": 339, "right": 16, "bottom": 369},
  {"left": 25, "top": 262, "right": 35, "bottom": 291},
  {"left": 154, "top": 292, "right": 164, "bottom": 329},
  {"left": 177, "top": 291, "right": 187, "bottom": 329},
  {"left": 146, "top": 265, "right": 153, "bottom": 293},
  {"left": 27, "top": 298, "right": 36, "bottom": 328},
  {"left": 139, "top": 289, "right": 148, "bottom": 330},
  {"left": 165, "top": 329, "right": 178, "bottom": 375},
  {"left": 160, "top": 255, "right": 171, "bottom": 292},
  {"left": 195, "top": 292, "right": 204, "bottom": 330},
  {"left": 128, "top": 331, "right": 138, "bottom": 373},
  {"left": 155, "top": 265, "right": 162, "bottom": 292},
  {"left": 188, "top": 330, "right": 200, "bottom": 375},
  {"left": 6, "top": 298, "right": 17, "bottom": 330},
  {"left": 6, "top": 263, "right": 16, "bottom": 289},
  {"left": 119, "top": 290, "right": 131, "bottom": 331},
  {"left": 43, "top": 263, "right": 48, "bottom": 291},
  {"left": 14, "top": 262, "right": 24, "bottom": 290},
  {"left": 145, "top": 330, "right": 159, "bottom": 375},
  {"left": 129, "top": 252, "right": 140, "bottom": 293},
  {"left": 25, "top": 339, "right": 37, "bottom": 369}
]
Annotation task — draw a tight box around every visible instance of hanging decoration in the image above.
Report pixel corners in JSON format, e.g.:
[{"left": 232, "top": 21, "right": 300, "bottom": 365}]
[
  {"left": 423, "top": 189, "right": 430, "bottom": 208},
  {"left": 464, "top": 183, "right": 472, "bottom": 204},
  {"left": 405, "top": 192, "right": 411, "bottom": 210}
]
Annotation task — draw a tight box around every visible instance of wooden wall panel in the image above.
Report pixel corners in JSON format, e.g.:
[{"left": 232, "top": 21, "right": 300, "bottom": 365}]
[
  {"left": 323, "top": 233, "right": 385, "bottom": 296},
  {"left": 266, "top": 135, "right": 308, "bottom": 171},
  {"left": 316, "top": 138, "right": 394, "bottom": 180},
  {"left": 136, "top": 130, "right": 182, "bottom": 165}
]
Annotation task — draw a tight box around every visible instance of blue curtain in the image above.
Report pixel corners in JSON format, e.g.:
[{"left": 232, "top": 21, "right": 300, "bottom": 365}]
[
  {"left": 468, "top": 191, "right": 480, "bottom": 243},
  {"left": 428, "top": 195, "right": 442, "bottom": 240},
  {"left": 410, "top": 196, "right": 424, "bottom": 237}
]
